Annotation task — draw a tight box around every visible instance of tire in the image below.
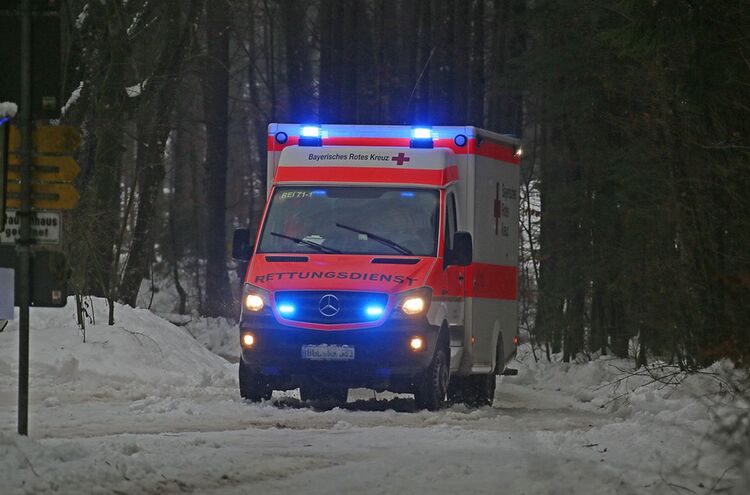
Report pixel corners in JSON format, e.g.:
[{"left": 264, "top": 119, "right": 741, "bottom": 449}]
[
  {"left": 299, "top": 382, "right": 348, "bottom": 404},
  {"left": 463, "top": 374, "right": 496, "bottom": 407},
  {"left": 239, "top": 360, "right": 272, "bottom": 402},
  {"left": 448, "top": 374, "right": 496, "bottom": 407},
  {"left": 414, "top": 347, "right": 450, "bottom": 411}
]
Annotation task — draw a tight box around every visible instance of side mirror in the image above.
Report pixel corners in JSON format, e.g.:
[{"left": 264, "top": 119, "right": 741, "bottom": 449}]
[
  {"left": 451, "top": 231, "right": 473, "bottom": 266},
  {"left": 232, "top": 229, "right": 253, "bottom": 261}
]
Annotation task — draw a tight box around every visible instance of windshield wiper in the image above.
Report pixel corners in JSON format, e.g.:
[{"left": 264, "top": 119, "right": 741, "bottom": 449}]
[
  {"left": 335, "top": 223, "right": 414, "bottom": 256},
  {"left": 270, "top": 232, "right": 342, "bottom": 254}
]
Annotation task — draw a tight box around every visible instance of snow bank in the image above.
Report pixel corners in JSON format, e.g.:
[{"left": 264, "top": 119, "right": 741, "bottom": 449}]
[
  {"left": 506, "top": 345, "right": 740, "bottom": 427},
  {"left": 0, "top": 297, "right": 236, "bottom": 396},
  {"left": 169, "top": 315, "right": 239, "bottom": 360},
  {"left": 506, "top": 344, "right": 749, "bottom": 493}
]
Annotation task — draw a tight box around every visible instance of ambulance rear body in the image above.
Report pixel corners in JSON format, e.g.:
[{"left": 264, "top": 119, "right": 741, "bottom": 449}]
[{"left": 235, "top": 124, "right": 520, "bottom": 409}]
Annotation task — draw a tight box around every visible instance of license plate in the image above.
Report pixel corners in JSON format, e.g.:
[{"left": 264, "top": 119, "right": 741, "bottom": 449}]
[{"left": 301, "top": 344, "right": 355, "bottom": 361}]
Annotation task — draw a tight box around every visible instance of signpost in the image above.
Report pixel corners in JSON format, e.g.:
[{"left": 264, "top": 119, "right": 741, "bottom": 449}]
[
  {"left": 16, "top": 0, "right": 33, "bottom": 437},
  {"left": 6, "top": 182, "right": 80, "bottom": 210},
  {"left": 0, "top": 0, "right": 76, "bottom": 436},
  {"left": 1, "top": 117, "right": 9, "bottom": 231},
  {"left": 1, "top": 210, "right": 61, "bottom": 245},
  {"left": 6, "top": 123, "right": 81, "bottom": 210}
]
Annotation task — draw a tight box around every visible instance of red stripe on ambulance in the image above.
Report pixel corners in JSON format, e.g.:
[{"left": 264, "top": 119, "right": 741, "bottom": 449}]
[{"left": 274, "top": 165, "right": 459, "bottom": 187}]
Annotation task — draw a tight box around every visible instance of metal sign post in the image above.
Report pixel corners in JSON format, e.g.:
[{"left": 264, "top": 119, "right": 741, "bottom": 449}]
[{"left": 17, "top": 0, "right": 32, "bottom": 436}]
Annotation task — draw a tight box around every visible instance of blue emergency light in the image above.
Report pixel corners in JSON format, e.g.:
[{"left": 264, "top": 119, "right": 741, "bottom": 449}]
[
  {"left": 301, "top": 126, "right": 320, "bottom": 138},
  {"left": 299, "top": 125, "right": 323, "bottom": 147},
  {"left": 410, "top": 127, "right": 434, "bottom": 149},
  {"left": 365, "top": 305, "right": 384, "bottom": 318},
  {"left": 278, "top": 304, "right": 296, "bottom": 316},
  {"left": 411, "top": 128, "right": 432, "bottom": 139}
]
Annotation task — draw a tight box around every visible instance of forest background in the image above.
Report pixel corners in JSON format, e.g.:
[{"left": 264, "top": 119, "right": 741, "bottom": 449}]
[{"left": 36, "top": 0, "right": 750, "bottom": 369}]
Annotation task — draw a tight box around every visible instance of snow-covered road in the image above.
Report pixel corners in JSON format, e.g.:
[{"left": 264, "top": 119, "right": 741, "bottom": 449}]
[{"left": 0, "top": 300, "right": 743, "bottom": 494}]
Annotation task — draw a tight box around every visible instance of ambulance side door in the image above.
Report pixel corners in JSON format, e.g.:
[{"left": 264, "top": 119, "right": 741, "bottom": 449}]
[{"left": 442, "top": 189, "right": 466, "bottom": 362}]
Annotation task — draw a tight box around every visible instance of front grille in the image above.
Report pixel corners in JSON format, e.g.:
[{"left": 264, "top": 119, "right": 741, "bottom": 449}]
[{"left": 274, "top": 291, "right": 388, "bottom": 324}]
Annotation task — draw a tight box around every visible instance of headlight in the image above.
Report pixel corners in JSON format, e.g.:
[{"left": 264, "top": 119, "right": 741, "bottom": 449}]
[
  {"left": 242, "top": 284, "right": 270, "bottom": 313},
  {"left": 401, "top": 297, "right": 425, "bottom": 315},
  {"left": 394, "top": 287, "right": 432, "bottom": 317}
]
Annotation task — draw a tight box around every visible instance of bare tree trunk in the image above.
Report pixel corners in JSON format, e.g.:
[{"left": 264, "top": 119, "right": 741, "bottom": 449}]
[
  {"left": 468, "top": 0, "right": 485, "bottom": 126},
  {"left": 452, "top": 0, "right": 469, "bottom": 122},
  {"left": 119, "top": 0, "right": 201, "bottom": 306},
  {"left": 202, "top": 0, "right": 233, "bottom": 317},
  {"left": 73, "top": 1, "right": 129, "bottom": 300},
  {"left": 280, "top": 0, "right": 314, "bottom": 122}
]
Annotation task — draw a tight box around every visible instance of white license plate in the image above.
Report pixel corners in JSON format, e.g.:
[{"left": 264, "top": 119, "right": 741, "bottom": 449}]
[{"left": 301, "top": 344, "right": 355, "bottom": 361}]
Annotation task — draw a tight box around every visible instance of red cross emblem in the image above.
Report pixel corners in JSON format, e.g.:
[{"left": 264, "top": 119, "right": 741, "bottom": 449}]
[{"left": 391, "top": 153, "right": 410, "bottom": 166}]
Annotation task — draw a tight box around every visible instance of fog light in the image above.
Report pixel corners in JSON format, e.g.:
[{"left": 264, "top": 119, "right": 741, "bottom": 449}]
[
  {"left": 409, "top": 337, "right": 424, "bottom": 351},
  {"left": 241, "top": 333, "right": 256, "bottom": 349}
]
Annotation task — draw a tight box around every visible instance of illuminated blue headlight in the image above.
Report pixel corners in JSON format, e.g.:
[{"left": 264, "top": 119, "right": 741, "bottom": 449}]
[
  {"left": 278, "top": 304, "right": 296, "bottom": 316},
  {"left": 412, "top": 127, "right": 432, "bottom": 139},
  {"left": 365, "top": 306, "right": 384, "bottom": 318},
  {"left": 301, "top": 126, "right": 320, "bottom": 138}
]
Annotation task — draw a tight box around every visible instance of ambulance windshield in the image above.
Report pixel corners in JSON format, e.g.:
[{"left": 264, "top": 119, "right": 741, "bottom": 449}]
[{"left": 258, "top": 187, "right": 439, "bottom": 256}]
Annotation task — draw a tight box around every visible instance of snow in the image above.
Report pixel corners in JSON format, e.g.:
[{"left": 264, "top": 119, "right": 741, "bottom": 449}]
[
  {"left": 125, "top": 80, "right": 147, "bottom": 98},
  {"left": 0, "top": 101, "right": 18, "bottom": 118},
  {"left": 1, "top": 298, "right": 747, "bottom": 494},
  {"left": 61, "top": 82, "right": 83, "bottom": 116},
  {"left": 74, "top": 4, "right": 88, "bottom": 30}
]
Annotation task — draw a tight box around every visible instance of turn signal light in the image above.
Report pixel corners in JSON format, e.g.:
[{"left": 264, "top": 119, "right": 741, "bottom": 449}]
[{"left": 409, "top": 337, "right": 424, "bottom": 351}]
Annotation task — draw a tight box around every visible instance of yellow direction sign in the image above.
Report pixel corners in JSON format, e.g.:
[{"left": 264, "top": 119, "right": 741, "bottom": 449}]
[
  {"left": 7, "top": 155, "right": 81, "bottom": 182},
  {"left": 6, "top": 182, "right": 80, "bottom": 210},
  {"left": 8, "top": 124, "right": 81, "bottom": 153}
]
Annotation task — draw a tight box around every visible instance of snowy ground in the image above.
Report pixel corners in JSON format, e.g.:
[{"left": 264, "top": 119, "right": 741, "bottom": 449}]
[{"left": 0, "top": 299, "right": 746, "bottom": 494}]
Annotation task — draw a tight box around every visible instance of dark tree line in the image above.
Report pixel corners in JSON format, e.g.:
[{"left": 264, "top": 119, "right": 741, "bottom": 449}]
[{"left": 55, "top": 0, "right": 748, "bottom": 367}]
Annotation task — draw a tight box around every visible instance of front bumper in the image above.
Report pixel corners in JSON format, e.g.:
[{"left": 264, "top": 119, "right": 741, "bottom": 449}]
[{"left": 239, "top": 313, "right": 438, "bottom": 389}]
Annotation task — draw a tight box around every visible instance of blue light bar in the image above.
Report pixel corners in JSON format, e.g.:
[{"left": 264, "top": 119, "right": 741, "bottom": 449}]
[
  {"left": 412, "top": 127, "right": 432, "bottom": 139},
  {"left": 400, "top": 191, "right": 415, "bottom": 198},
  {"left": 301, "top": 126, "right": 320, "bottom": 138},
  {"left": 365, "top": 306, "right": 384, "bottom": 317},
  {"left": 278, "top": 304, "right": 295, "bottom": 316},
  {"left": 311, "top": 190, "right": 327, "bottom": 196}
]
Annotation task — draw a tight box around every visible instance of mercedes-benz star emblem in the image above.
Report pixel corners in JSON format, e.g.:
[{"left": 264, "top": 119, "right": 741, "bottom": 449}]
[{"left": 319, "top": 294, "right": 340, "bottom": 317}]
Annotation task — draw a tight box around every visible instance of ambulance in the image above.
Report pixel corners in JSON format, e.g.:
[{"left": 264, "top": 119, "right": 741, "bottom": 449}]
[{"left": 232, "top": 124, "right": 520, "bottom": 410}]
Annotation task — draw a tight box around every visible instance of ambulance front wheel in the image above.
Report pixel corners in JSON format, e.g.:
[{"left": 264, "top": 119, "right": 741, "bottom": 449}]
[
  {"left": 239, "top": 360, "right": 273, "bottom": 402},
  {"left": 413, "top": 347, "right": 450, "bottom": 411}
]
